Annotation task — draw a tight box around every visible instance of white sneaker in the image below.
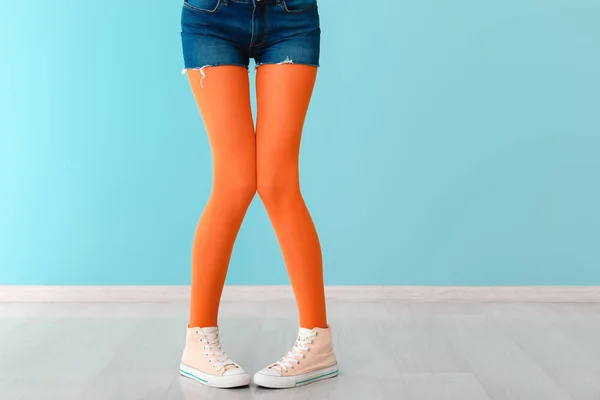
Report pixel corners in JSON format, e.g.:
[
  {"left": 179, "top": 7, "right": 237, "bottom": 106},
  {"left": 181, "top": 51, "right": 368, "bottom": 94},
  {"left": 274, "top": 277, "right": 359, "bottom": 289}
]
[
  {"left": 180, "top": 326, "right": 251, "bottom": 388},
  {"left": 254, "top": 326, "right": 339, "bottom": 389}
]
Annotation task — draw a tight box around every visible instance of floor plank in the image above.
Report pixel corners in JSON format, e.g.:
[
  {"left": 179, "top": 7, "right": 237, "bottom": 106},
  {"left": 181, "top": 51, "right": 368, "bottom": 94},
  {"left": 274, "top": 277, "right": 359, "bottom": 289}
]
[
  {"left": 400, "top": 373, "right": 492, "bottom": 399},
  {"left": 488, "top": 303, "right": 600, "bottom": 400}
]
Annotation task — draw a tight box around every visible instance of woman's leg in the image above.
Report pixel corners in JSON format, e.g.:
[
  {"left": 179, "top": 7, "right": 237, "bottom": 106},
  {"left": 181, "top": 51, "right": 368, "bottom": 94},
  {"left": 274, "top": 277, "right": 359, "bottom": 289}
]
[
  {"left": 255, "top": 64, "right": 327, "bottom": 329},
  {"left": 187, "top": 66, "right": 256, "bottom": 328}
]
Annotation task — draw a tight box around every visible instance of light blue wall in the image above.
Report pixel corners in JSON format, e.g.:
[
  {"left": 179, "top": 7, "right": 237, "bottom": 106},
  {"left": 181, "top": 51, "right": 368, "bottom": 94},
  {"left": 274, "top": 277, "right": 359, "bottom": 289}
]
[{"left": 1, "top": 1, "right": 599, "bottom": 285}]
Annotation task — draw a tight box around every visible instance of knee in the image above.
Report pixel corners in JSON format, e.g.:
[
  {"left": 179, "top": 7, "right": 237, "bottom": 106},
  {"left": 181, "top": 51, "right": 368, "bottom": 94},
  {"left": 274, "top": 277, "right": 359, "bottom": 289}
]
[
  {"left": 213, "top": 176, "right": 256, "bottom": 208},
  {"left": 257, "top": 174, "right": 299, "bottom": 207}
]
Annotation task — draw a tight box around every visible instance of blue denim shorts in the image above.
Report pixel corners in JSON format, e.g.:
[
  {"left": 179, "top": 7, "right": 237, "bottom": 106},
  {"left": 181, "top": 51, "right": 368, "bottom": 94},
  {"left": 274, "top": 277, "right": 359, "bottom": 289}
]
[{"left": 181, "top": 0, "right": 320, "bottom": 69}]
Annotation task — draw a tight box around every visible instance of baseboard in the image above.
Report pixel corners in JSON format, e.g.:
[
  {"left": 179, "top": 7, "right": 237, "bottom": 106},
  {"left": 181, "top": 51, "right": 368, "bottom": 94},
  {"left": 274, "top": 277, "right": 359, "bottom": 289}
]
[{"left": 0, "top": 286, "right": 599, "bottom": 303}]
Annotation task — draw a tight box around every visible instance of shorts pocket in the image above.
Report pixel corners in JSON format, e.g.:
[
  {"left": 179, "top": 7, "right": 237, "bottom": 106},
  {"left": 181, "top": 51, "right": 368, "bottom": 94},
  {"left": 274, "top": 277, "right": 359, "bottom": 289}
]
[
  {"left": 183, "top": 0, "right": 221, "bottom": 13},
  {"left": 282, "top": 0, "right": 317, "bottom": 14}
]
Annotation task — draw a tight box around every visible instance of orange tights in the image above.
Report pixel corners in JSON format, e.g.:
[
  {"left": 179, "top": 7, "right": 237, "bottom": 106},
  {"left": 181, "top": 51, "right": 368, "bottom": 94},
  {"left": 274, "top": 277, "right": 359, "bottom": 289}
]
[{"left": 187, "top": 65, "right": 327, "bottom": 330}]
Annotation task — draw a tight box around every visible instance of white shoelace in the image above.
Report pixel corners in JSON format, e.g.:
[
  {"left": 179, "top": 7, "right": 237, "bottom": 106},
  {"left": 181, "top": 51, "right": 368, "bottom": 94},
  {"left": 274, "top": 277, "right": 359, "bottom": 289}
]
[
  {"left": 196, "top": 330, "right": 235, "bottom": 372},
  {"left": 272, "top": 330, "right": 316, "bottom": 373}
]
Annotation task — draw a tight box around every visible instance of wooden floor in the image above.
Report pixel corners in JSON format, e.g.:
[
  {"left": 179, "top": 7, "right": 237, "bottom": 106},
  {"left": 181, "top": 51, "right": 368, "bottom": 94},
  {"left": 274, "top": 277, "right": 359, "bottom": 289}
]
[{"left": 0, "top": 301, "right": 599, "bottom": 400}]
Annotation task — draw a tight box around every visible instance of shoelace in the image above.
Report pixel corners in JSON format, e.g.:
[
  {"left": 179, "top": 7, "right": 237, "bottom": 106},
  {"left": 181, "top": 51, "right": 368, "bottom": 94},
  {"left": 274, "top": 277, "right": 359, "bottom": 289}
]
[
  {"left": 272, "top": 332, "right": 316, "bottom": 373},
  {"left": 196, "top": 330, "right": 235, "bottom": 372}
]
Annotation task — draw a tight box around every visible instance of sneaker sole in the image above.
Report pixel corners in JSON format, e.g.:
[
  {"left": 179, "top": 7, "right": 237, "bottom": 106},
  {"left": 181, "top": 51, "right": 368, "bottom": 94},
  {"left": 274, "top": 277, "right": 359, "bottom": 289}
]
[
  {"left": 179, "top": 363, "right": 251, "bottom": 388},
  {"left": 253, "top": 364, "right": 339, "bottom": 389}
]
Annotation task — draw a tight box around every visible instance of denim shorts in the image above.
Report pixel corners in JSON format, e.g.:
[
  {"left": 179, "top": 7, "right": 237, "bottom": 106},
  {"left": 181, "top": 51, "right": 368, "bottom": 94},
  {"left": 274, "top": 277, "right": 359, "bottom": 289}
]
[{"left": 181, "top": 0, "right": 320, "bottom": 69}]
